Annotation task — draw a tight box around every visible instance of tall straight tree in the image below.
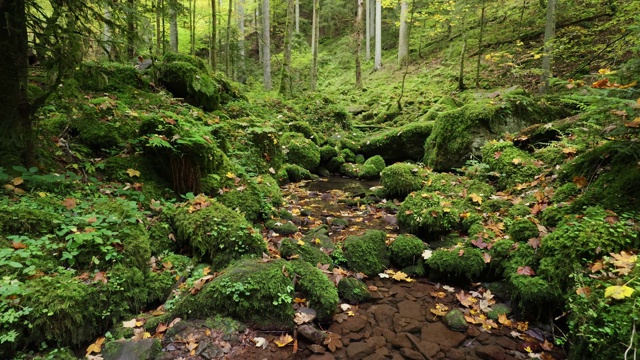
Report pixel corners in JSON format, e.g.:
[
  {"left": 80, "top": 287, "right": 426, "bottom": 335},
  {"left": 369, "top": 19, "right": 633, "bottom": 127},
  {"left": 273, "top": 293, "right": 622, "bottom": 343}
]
[
  {"left": 295, "top": 0, "right": 300, "bottom": 33},
  {"left": 225, "top": 0, "right": 233, "bottom": 77},
  {"left": 374, "top": 0, "right": 381, "bottom": 70},
  {"left": 279, "top": 0, "right": 294, "bottom": 95},
  {"left": 475, "top": 0, "right": 486, "bottom": 88},
  {"left": 365, "top": 0, "right": 370, "bottom": 60},
  {"left": 104, "top": 2, "right": 112, "bottom": 56},
  {"left": 262, "top": 0, "right": 272, "bottom": 90},
  {"left": 210, "top": 0, "right": 217, "bottom": 69},
  {"left": 155, "top": 0, "right": 163, "bottom": 54},
  {"left": 127, "top": 0, "right": 136, "bottom": 58},
  {"left": 355, "top": 0, "right": 363, "bottom": 88},
  {"left": 190, "top": 0, "right": 197, "bottom": 55},
  {"left": 310, "top": 0, "right": 319, "bottom": 90},
  {"left": 169, "top": 0, "right": 179, "bottom": 52},
  {"left": 457, "top": 3, "right": 468, "bottom": 91},
  {"left": 540, "top": 0, "right": 556, "bottom": 94},
  {"left": 397, "top": 0, "right": 409, "bottom": 66},
  {"left": 237, "top": 0, "right": 246, "bottom": 81}
]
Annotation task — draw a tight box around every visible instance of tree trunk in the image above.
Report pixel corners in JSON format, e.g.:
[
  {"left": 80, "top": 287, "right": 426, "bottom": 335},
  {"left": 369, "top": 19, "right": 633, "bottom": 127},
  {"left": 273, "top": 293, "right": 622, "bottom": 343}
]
[
  {"left": 191, "top": 0, "right": 197, "bottom": 55},
  {"left": 155, "top": 0, "right": 162, "bottom": 54},
  {"left": 475, "top": 0, "right": 486, "bottom": 88},
  {"left": 127, "top": 0, "right": 136, "bottom": 58},
  {"left": 458, "top": 5, "right": 467, "bottom": 91},
  {"left": 398, "top": 0, "right": 409, "bottom": 66},
  {"left": 237, "top": 0, "right": 245, "bottom": 82},
  {"left": 279, "top": 0, "right": 294, "bottom": 95},
  {"left": 295, "top": 0, "right": 299, "bottom": 33},
  {"left": 365, "top": 0, "right": 370, "bottom": 61},
  {"left": 104, "top": 4, "right": 112, "bottom": 57},
  {"left": 310, "top": 0, "right": 319, "bottom": 90},
  {"left": 0, "top": 0, "right": 33, "bottom": 166},
  {"left": 540, "top": 0, "right": 556, "bottom": 94},
  {"left": 262, "top": 0, "right": 272, "bottom": 90},
  {"left": 355, "top": 0, "right": 363, "bottom": 88},
  {"left": 210, "top": 0, "right": 217, "bottom": 69},
  {"left": 169, "top": 0, "right": 179, "bottom": 52},
  {"left": 226, "top": 0, "right": 233, "bottom": 77},
  {"left": 374, "top": 0, "right": 381, "bottom": 70},
  {"left": 256, "top": 5, "right": 261, "bottom": 64}
]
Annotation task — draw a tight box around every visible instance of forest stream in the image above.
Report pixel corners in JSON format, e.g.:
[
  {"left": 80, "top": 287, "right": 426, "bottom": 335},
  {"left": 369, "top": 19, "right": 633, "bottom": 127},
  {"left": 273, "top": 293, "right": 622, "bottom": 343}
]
[{"left": 154, "top": 177, "right": 566, "bottom": 360}]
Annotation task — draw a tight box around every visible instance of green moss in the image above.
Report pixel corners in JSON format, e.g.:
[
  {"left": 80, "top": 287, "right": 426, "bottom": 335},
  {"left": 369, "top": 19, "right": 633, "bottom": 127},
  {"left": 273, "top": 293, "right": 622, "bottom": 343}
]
[
  {"left": 277, "top": 164, "right": 314, "bottom": 184},
  {"left": 389, "top": 235, "right": 427, "bottom": 268},
  {"left": 326, "top": 155, "right": 346, "bottom": 173},
  {"left": 552, "top": 183, "right": 579, "bottom": 203},
  {"left": 288, "top": 121, "right": 321, "bottom": 145},
  {"left": 172, "top": 198, "right": 266, "bottom": 271},
  {"left": 507, "top": 218, "right": 539, "bottom": 242},
  {"left": 507, "top": 275, "right": 561, "bottom": 315},
  {"left": 343, "top": 230, "right": 390, "bottom": 276},
  {"left": 534, "top": 144, "right": 566, "bottom": 167},
  {"left": 355, "top": 154, "right": 365, "bottom": 164},
  {"left": 481, "top": 198, "right": 513, "bottom": 213},
  {"left": 279, "top": 238, "right": 332, "bottom": 266},
  {"left": 71, "top": 97, "right": 139, "bottom": 151},
  {"left": 397, "top": 191, "right": 463, "bottom": 236},
  {"left": 340, "top": 148, "right": 356, "bottom": 163},
  {"left": 337, "top": 277, "right": 372, "bottom": 304},
  {"left": 0, "top": 200, "right": 62, "bottom": 237},
  {"left": 481, "top": 141, "right": 540, "bottom": 190},
  {"left": 540, "top": 203, "right": 572, "bottom": 227},
  {"left": 289, "top": 260, "right": 339, "bottom": 321},
  {"left": 265, "top": 220, "right": 298, "bottom": 235},
  {"left": 246, "top": 126, "right": 284, "bottom": 174},
  {"left": 173, "top": 259, "right": 295, "bottom": 329},
  {"left": 99, "top": 155, "right": 170, "bottom": 200},
  {"left": 380, "top": 163, "right": 426, "bottom": 199},
  {"left": 281, "top": 132, "right": 321, "bottom": 171},
  {"left": 319, "top": 145, "right": 339, "bottom": 163},
  {"left": 362, "top": 155, "right": 386, "bottom": 176},
  {"left": 426, "top": 247, "right": 486, "bottom": 281},
  {"left": 76, "top": 61, "right": 146, "bottom": 92},
  {"left": 507, "top": 204, "right": 531, "bottom": 218},
  {"left": 359, "top": 122, "right": 434, "bottom": 163}
]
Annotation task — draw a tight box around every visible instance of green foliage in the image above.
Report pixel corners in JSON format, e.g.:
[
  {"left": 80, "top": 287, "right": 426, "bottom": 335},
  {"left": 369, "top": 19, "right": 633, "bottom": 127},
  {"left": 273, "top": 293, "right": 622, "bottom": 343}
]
[
  {"left": 552, "top": 183, "right": 579, "bottom": 203},
  {"left": 481, "top": 141, "right": 540, "bottom": 190},
  {"left": 380, "top": 163, "right": 426, "bottom": 199},
  {"left": 173, "top": 259, "right": 295, "bottom": 329},
  {"left": 389, "top": 234, "right": 427, "bottom": 268},
  {"left": 359, "top": 122, "right": 434, "bottom": 163},
  {"left": 289, "top": 260, "right": 339, "bottom": 321},
  {"left": 279, "top": 238, "right": 332, "bottom": 266},
  {"left": 343, "top": 230, "right": 389, "bottom": 276},
  {"left": 426, "top": 247, "right": 486, "bottom": 281},
  {"left": 398, "top": 191, "right": 463, "bottom": 236},
  {"left": 337, "top": 277, "right": 372, "bottom": 304},
  {"left": 288, "top": 121, "right": 322, "bottom": 145},
  {"left": 540, "top": 203, "right": 572, "bottom": 227},
  {"left": 171, "top": 198, "right": 266, "bottom": 271},
  {"left": 281, "top": 132, "right": 321, "bottom": 171},
  {"left": 507, "top": 218, "right": 539, "bottom": 243}
]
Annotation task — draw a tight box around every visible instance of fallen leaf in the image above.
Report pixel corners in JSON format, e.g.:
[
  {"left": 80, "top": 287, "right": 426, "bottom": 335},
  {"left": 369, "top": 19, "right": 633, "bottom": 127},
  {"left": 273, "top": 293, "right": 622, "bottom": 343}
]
[
  {"left": 126, "top": 168, "right": 141, "bottom": 177},
  {"left": 226, "top": 172, "right": 236, "bottom": 179},
  {"left": 422, "top": 249, "right": 433, "bottom": 260},
  {"left": 253, "top": 337, "right": 268, "bottom": 349},
  {"left": 576, "top": 286, "right": 592, "bottom": 297},
  {"left": 123, "top": 319, "right": 137, "bottom": 328},
  {"left": 431, "top": 291, "right": 446, "bottom": 299},
  {"left": 62, "top": 198, "right": 77, "bottom": 210},
  {"left": 430, "top": 303, "right": 448, "bottom": 316},
  {"left": 604, "top": 285, "right": 635, "bottom": 299},
  {"left": 324, "top": 332, "right": 343, "bottom": 352},
  {"left": 12, "top": 177, "right": 24, "bottom": 186},
  {"left": 517, "top": 266, "right": 536, "bottom": 276},
  {"left": 86, "top": 337, "right": 105, "bottom": 355},
  {"left": 469, "top": 193, "right": 483, "bottom": 205},
  {"left": 498, "top": 313, "right": 512, "bottom": 327},
  {"left": 573, "top": 176, "right": 588, "bottom": 188},
  {"left": 483, "top": 252, "right": 492, "bottom": 263},
  {"left": 392, "top": 271, "right": 414, "bottom": 282},
  {"left": 442, "top": 285, "right": 455, "bottom": 293},
  {"left": 274, "top": 334, "right": 294, "bottom": 347}
]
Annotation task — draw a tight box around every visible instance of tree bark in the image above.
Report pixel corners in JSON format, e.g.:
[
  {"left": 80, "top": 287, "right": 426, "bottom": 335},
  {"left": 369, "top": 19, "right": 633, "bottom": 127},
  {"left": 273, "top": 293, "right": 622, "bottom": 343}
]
[
  {"left": 169, "top": 0, "right": 179, "bottom": 52},
  {"left": 295, "top": 0, "right": 299, "bottom": 33},
  {"left": 192, "top": 0, "right": 197, "bottom": 55},
  {"left": 279, "top": 0, "right": 294, "bottom": 95},
  {"left": 310, "top": 0, "right": 319, "bottom": 91},
  {"left": 237, "top": 0, "right": 245, "bottom": 82},
  {"left": 374, "top": 0, "right": 381, "bottom": 70},
  {"left": 0, "top": 0, "right": 33, "bottom": 166},
  {"left": 104, "top": 3, "right": 112, "bottom": 57},
  {"left": 458, "top": 5, "right": 467, "bottom": 91},
  {"left": 397, "top": 0, "right": 409, "bottom": 66},
  {"left": 262, "top": 0, "right": 272, "bottom": 90},
  {"left": 210, "top": 0, "right": 217, "bottom": 69},
  {"left": 127, "top": 0, "right": 136, "bottom": 58},
  {"left": 226, "top": 0, "right": 233, "bottom": 77},
  {"left": 355, "top": 0, "right": 363, "bottom": 88},
  {"left": 155, "top": 0, "right": 162, "bottom": 54},
  {"left": 365, "top": 0, "right": 370, "bottom": 61},
  {"left": 475, "top": 0, "right": 486, "bottom": 88},
  {"left": 540, "top": 0, "right": 556, "bottom": 94}
]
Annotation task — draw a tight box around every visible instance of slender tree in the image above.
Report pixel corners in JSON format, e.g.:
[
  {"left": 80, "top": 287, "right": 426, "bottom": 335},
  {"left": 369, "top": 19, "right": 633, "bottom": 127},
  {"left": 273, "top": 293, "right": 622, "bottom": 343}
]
[
  {"left": 374, "top": 0, "right": 381, "bottom": 70},
  {"left": 104, "top": 2, "right": 113, "bottom": 56},
  {"left": 398, "top": 0, "right": 409, "bottom": 66},
  {"left": 237, "top": 0, "right": 246, "bottom": 81},
  {"left": 365, "top": 0, "right": 370, "bottom": 61},
  {"left": 226, "top": 0, "right": 233, "bottom": 76},
  {"left": 295, "top": 0, "right": 300, "bottom": 33},
  {"left": 475, "top": 0, "right": 486, "bottom": 88},
  {"left": 262, "top": 0, "right": 272, "bottom": 90},
  {"left": 190, "top": 0, "right": 197, "bottom": 55},
  {"left": 310, "top": 0, "right": 319, "bottom": 90},
  {"left": 169, "top": 0, "right": 179, "bottom": 52},
  {"left": 155, "top": 0, "right": 162, "bottom": 54},
  {"left": 355, "top": 0, "right": 363, "bottom": 88},
  {"left": 210, "top": 0, "right": 217, "bottom": 68},
  {"left": 127, "top": 0, "right": 136, "bottom": 58},
  {"left": 279, "top": 0, "right": 294, "bottom": 95},
  {"left": 458, "top": 3, "right": 468, "bottom": 91},
  {"left": 540, "top": 0, "right": 556, "bottom": 93}
]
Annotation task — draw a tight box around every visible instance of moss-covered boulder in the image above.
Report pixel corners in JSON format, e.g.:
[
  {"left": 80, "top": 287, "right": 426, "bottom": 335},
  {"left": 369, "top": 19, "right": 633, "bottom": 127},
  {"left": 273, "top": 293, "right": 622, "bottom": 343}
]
[
  {"left": 398, "top": 191, "right": 464, "bottom": 236},
  {"left": 172, "top": 259, "right": 296, "bottom": 329},
  {"left": 426, "top": 247, "right": 486, "bottom": 281},
  {"left": 507, "top": 218, "right": 539, "bottom": 243},
  {"left": 76, "top": 61, "right": 147, "bottom": 92},
  {"left": 339, "top": 156, "right": 385, "bottom": 179},
  {"left": 380, "top": 163, "right": 427, "bottom": 199},
  {"left": 282, "top": 132, "right": 321, "bottom": 172},
  {"left": 338, "top": 277, "right": 372, "bottom": 304},
  {"left": 158, "top": 53, "right": 244, "bottom": 111},
  {"left": 343, "top": 230, "right": 389, "bottom": 276},
  {"left": 171, "top": 197, "right": 266, "bottom": 270},
  {"left": 481, "top": 141, "right": 540, "bottom": 190},
  {"left": 265, "top": 219, "right": 298, "bottom": 235},
  {"left": 288, "top": 121, "right": 322, "bottom": 145},
  {"left": 289, "top": 260, "right": 338, "bottom": 322},
  {"left": 245, "top": 126, "right": 284, "bottom": 174},
  {"left": 389, "top": 234, "right": 427, "bottom": 268},
  {"left": 279, "top": 237, "right": 332, "bottom": 266},
  {"left": 276, "top": 164, "right": 315, "bottom": 184},
  {"left": 359, "top": 122, "right": 434, "bottom": 163},
  {"left": 443, "top": 309, "right": 469, "bottom": 332}
]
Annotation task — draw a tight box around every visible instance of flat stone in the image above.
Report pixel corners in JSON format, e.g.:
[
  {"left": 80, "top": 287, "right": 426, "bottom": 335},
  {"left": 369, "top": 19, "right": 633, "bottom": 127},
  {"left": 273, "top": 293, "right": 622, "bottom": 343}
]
[
  {"left": 346, "top": 332, "right": 364, "bottom": 341},
  {"left": 394, "top": 313, "right": 423, "bottom": 333},
  {"left": 407, "top": 333, "right": 440, "bottom": 359},
  {"left": 103, "top": 339, "right": 162, "bottom": 360},
  {"left": 341, "top": 315, "right": 369, "bottom": 332},
  {"left": 389, "top": 285, "right": 408, "bottom": 298},
  {"left": 495, "top": 336, "right": 518, "bottom": 350},
  {"left": 400, "top": 347, "right": 426, "bottom": 360},
  {"left": 446, "top": 347, "right": 466, "bottom": 360},
  {"left": 372, "top": 304, "right": 398, "bottom": 329},
  {"left": 380, "top": 328, "right": 396, "bottom": 344},
  {"left": 421, "top": 321, "right": 467, "bottom": 348},
  {"left": 391, "top": 332, "right": 413, "bottom": 349},
  {"left": 346, "top": 341, "right": 377, "bottom": 360},
  {"left": 467, "top": 326, "right": 481, "bottom": 337},
  {"left": 309, "top": 353, "right": 336, "bottom": 360},
  {"left": 475, "top": 344, "right": 507, "bottom": 360},
  {"left": 367, "top": 335, "right": 387, "bottom": 349},
  {"left": 308, "top": 344, "right": 326, "bottom": 353},
  {"left": 397, "top": 300, "right": 424, "bottom": 320}
]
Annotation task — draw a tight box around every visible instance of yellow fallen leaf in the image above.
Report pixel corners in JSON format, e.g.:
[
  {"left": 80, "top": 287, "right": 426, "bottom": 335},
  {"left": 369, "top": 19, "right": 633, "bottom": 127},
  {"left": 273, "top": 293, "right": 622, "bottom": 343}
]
[
  {"left": 604, "top": 285, "right": 635, "bottom": 299},
  {"left": 122, "top": 319, "right": 137, "bottom": 328},
  {"left": 226, "top": 172, "right": 236, "bottom": 178},
  {"left": 126, "top": 168, "right": 141, "bottom": 177},
  {"left": 469, "top": 193, "right": 482, "bottom": 205},
  {"left": 86, "top": 337, "right": 105, "bottom": 355},
  {"left": 392, "top": 271, "right": 414, "bottom": 282},
  {"left": 12, "top": 177, "right": 24, "bottom": 186},
  {"left": 512, "top": 158, "right": 522, "bottom": 165},
  {"left": 430, "top": 303, "right": 448, "bottom": 316},
  {"left": 498, "top": 313, "right": 512, "bottom": 327},
  {"left": 297, "top": 239, "right": 305, "bottom": 246},
  {"left": 274, "top": 334, "right": 294, "bottom": 347}
]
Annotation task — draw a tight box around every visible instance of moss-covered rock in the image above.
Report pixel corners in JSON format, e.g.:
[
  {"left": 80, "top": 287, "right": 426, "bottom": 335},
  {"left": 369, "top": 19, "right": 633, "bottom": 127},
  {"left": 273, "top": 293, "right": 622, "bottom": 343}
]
[
  {"left": 172, "top": 259, "right": 295, "bottom": 329},
  {"left": 171, "top": 197, "right": 266, "bottom": 270},
  {"left": 487, "top": 303, "right": 511, "bottom": 321},
  {"left": 76, "top": 61, "right": 147, "bottom": 92},
  {"left": 426, "top": 247, "right": 486, "bottom": 281},
  {"left": 337, "top": 277, "right": 372, "bottom": 304},
  {"left": 319, "top": 145, "right": 339, "bottom": 163},
  {"left": 443, "top": 309, "right": 469, "bottom": 332},
  {"left": 398, "top": 191, "right": 463, "bottom": 236},
  {"left": 343, "top": 230, "right": 390, "bottom": 276},
  {"left": 246, "top": 126, "right": 284, "bottom": 174},
  {"left": 265, "top": 219, "right": 298, "bottom": 235},
  {"left": 359, "top": 122, "right": 434, "bottom": 163},
  {"left": 279, "top": 238, "right": 332, "bottom": 266},
  {"left": 282, "top": 132, "right": 321, "bottom": 172},
  {"left": 276, "top": 164, "right": 314, "bottom": 184},
  {"left": 289, "top": 260, "right": 338, "bottom": 321},
  {"left": 507, "top": 218, "right": 539, "bottom": 242},
  {"left": 389, "top": 234, "right": 427, "bottom": 268},
  {"left": 103, "top": 338, "right": 162, "bottom": 360},
  {"left": 551, "top": 183, "right": 579, "bottom": 203},
  {"left": 481, "top": 141, "right": 540, "bottom": 190},
  {"left": 288, "top": 121, "right": 322, "bottom": 145},
  {"left": 380, "top": 163, "right": 427, "bottom": 199}
]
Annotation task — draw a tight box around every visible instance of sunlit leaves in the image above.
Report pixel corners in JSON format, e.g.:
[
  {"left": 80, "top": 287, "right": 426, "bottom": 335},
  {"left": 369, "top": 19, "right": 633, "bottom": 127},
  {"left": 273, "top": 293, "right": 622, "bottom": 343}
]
[{"left": 604, "top": 285, "right": 635, "bottom": 299}]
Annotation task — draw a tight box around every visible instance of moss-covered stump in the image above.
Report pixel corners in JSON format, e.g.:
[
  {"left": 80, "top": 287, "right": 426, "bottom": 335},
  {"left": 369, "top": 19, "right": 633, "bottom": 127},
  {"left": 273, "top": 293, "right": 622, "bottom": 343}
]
[
  {"left": 481, "top": 141, "right": 540, "bottom": 190},
  {"left": 389, "top": 234, "right": 427, "bottom": 268},
  {"left": 172, "top": 197, "right": 266, "bottom": 270},
  {"left": 76, "top": 61, "right": 147, "bottom": 92},
  {"left": 158, "top": 53, "right": 244, "bottom": 111},
  {"left": 380, "top": 163, "right": 427, "bottom": 199},
  {"left": 426, "top": 247, "right": 486, "bottom": 281},
  {"left": 358, "top": 122, "right": 434, "bottom": 163},
  {"left": 343, "top": 230, "right": 389, "bottom": 276},
  {"left": 279, "top": 238, "right": 332, "bottom": 266},
  {"left": 289, "top": 260, "right": 339, "bottom": 322},
  {"left": 281, "top": 132, "right": 321, "bottom": 172},
  {"left": 338, "top": 277, "right": 372, "bottom": 304},
  {"left": 172, "top": 259, "right": 296, "bottom": 329}
]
